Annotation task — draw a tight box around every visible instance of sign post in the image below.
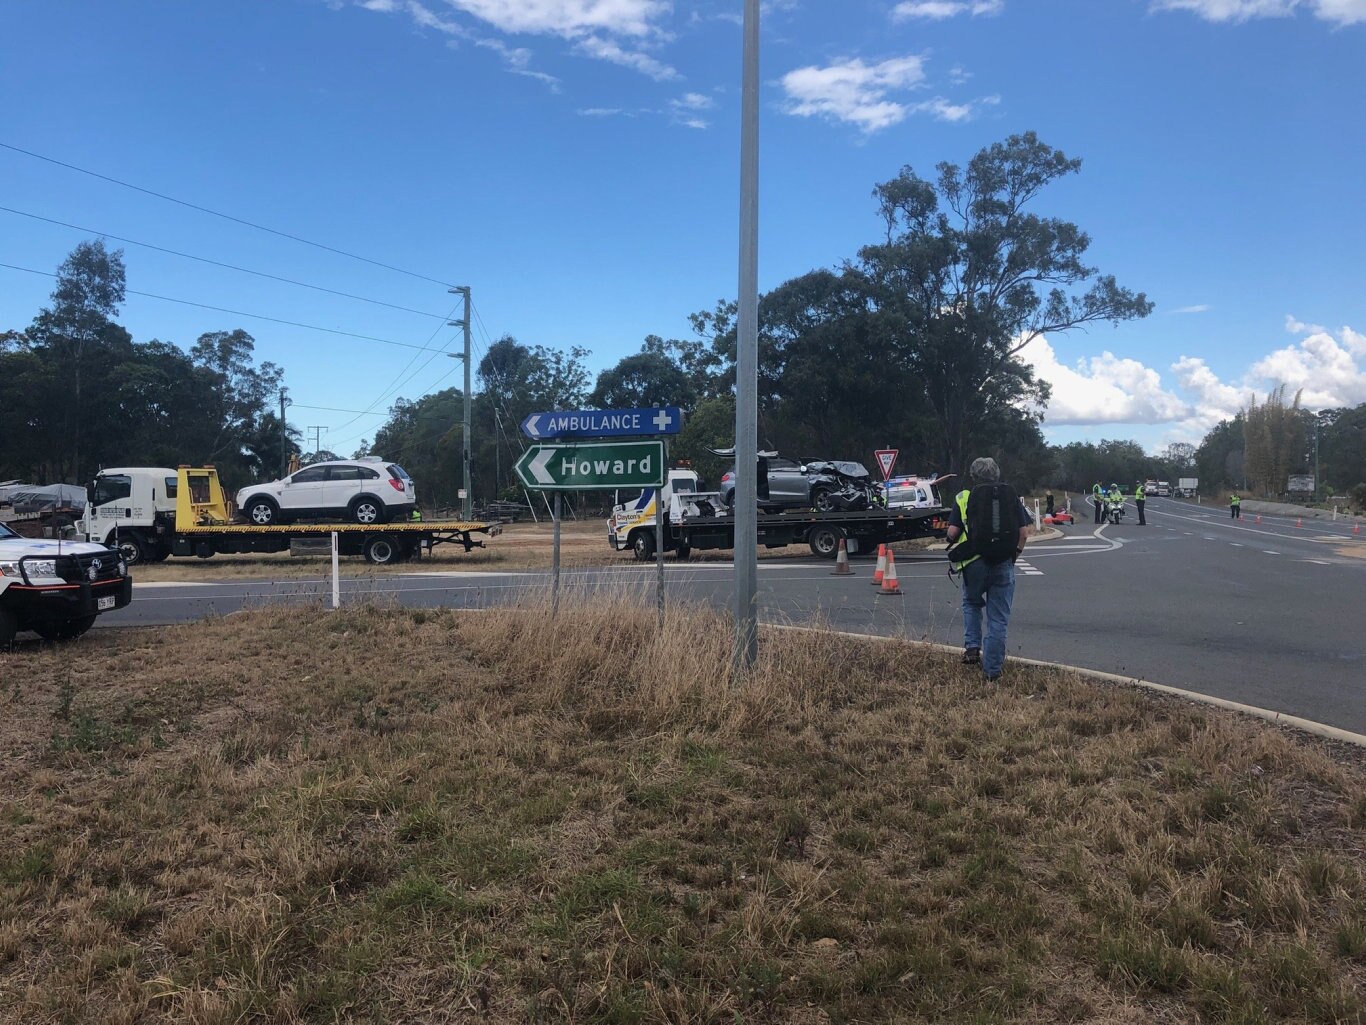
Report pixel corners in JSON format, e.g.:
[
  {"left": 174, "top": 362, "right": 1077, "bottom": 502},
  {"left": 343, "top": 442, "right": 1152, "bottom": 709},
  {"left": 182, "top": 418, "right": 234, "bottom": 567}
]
[
  {"left": 552, "top": 494, "right": 561, "bottom": 617},
  {"left": 514, "top": 438, "right": 670, "bottom": 616}
]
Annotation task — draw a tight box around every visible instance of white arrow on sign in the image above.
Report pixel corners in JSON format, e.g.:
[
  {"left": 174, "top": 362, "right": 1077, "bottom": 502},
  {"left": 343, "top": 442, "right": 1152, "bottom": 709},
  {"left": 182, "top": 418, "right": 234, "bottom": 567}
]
[
  {"left": 528, "top": 448, "right": 555, "bottom": 485},
  {"left": 523, "top": 414, "right": 546, "bottom": 440}
]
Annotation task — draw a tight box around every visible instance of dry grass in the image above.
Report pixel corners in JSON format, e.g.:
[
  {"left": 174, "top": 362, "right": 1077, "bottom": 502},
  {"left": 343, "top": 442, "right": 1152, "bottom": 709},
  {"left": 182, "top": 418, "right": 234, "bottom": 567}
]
[{"left": 1, "top": 597, "right": 1362, "bottom": 1024}]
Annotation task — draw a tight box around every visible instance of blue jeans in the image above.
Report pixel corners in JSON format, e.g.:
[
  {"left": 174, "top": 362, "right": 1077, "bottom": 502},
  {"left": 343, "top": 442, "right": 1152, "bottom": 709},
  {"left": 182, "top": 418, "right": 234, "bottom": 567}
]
[{"left": 960, "top": 558, "right": 1016, "bottom": 676}]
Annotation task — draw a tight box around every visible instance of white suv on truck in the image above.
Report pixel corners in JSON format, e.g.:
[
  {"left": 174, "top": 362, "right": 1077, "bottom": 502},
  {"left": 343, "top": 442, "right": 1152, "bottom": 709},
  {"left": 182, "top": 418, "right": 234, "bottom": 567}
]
[
  {"left": 0, "top": 521, "right": 132, "bottom": 645},
  {"left": 235, "top": 458, "right": 416, "bottom": 526}
]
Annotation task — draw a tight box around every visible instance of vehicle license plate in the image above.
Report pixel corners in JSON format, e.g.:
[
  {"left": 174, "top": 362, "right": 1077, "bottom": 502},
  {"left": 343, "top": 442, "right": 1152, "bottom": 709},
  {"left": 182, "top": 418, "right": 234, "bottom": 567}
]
[{"left": 97, "top": 595, "right": 116, "bottom": 610}]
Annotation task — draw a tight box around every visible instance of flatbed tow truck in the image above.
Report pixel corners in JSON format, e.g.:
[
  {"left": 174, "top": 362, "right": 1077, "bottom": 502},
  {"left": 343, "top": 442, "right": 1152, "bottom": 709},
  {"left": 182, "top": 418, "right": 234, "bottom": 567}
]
[
  {"left": 610, "top": 469, "right": 948, "bottom": 560},
  {"left": 82, "top": 466, "right": 500, "bottom": 566}
]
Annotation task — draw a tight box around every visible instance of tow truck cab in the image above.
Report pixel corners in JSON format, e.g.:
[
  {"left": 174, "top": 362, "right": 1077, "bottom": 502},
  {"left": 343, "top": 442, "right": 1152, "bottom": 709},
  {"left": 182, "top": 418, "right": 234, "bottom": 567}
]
[{"left": 79, "top": 467, "right": 179, "bottom": 566}]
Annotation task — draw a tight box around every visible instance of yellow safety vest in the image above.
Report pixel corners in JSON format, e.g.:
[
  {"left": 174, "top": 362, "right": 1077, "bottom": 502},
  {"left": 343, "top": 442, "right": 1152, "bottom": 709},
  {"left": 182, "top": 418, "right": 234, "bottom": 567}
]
[
  {"left": 952, "top": 490, "right": 978, "bottom": 570},
  {"left": 1135, "top": 487, "right": 1145, "bottom": 501},
  {"left": 1231, "top": 495, "right": 1240, "bottom": 506}
]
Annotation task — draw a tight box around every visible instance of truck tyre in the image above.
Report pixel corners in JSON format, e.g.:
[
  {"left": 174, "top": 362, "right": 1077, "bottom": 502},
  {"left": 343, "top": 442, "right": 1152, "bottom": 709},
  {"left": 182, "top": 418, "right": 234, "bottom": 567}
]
[
  {"left": 0, "top": 607, "right": 17, "bottom": 648},
  {"left": 364, "top": 536, "right": 400, "bottom": 565},
  {"left": 352, "top": 497, "right": 386, "bottom": 525},
  {"left": 811, "top": 486, "right": 837, "bottom": 513},
  {"left": 245, "top": 497, "right": 280, "bottom": 526},
  {"left": 808, "top": 525, "right": 843, "bottom": 559},
  {"left": 33, "top": 615, "right": 96, "bottom": 642},
  {"left": 116, "top": 534, "right": 148, "bottom": 566},
  {"left": 632, "top": 530, "right": 656, "bottom": 561}
]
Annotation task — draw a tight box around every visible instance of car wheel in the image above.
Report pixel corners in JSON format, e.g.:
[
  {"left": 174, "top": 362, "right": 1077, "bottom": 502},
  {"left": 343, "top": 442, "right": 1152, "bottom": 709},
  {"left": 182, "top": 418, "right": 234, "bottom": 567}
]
[
  {"left": 808, "top": 526, "right": 842, "bottom": 559},
  {"left": 632, "top": 531, "right": 656, "bottom": 561},
  {"left": 352, "top": 498, "right": 386, "bottom": 525},
  {"left": 33, "top": 614, "right": 97, "bottom": 642},
  {"left": 245, "top": 498, "right": 279, "bottom": 526},
  {"left": 811, "top": 486, "right": 836, "bottom": 512},
  {"left": 364, "top": 536, "right": 400, "bottom": 565},
  {"left": 116, "top": 534, "right": 148, "bottom": 566},
  {"left": 0, "top": 608, "right": 17, "bottom": 648}
]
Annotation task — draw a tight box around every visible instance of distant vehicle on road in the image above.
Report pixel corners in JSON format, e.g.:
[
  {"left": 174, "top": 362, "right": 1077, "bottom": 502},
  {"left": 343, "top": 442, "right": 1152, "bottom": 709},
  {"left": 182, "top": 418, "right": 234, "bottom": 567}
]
[
  {"left": 1176, "top": 477, "right": 1199, "bottom": 498},
  {"left": 1155, "top": 480, "right": 1172, "bottom": 497}
]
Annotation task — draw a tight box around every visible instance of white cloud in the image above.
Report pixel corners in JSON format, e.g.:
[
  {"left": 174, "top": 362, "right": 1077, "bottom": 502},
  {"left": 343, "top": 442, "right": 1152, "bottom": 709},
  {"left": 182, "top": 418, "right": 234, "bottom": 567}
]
[
  {"left": 1152, "top": 0, "right": 1366, "bottom": 25},
  {"left": 892, "top": 0, "right": 1003, "bottom": 19},
  {"left": 1026, "top": 317, "right": 1366, "bottom": 443},
  {"left": 577, "top": 106, "right": 628, "bottom": 116},
  {"left": 779, "top": 56, "right": 929, "bottom": 133},
  {"left": 573, "top": 34, "right": 678, "bottom": 79},
  {"left": 667, "top": 91, "right": 714, "bottom": 127},
  {"left": 1248, "top": 322, "right": 1366, "bottom": 408},
  {"left": 1170, "top": 304, "right": 1211, "bottom": 314},
  {"left": 348, "top": 0, "right": 677, "bottom": 78},
  {"left": 443, "top": 0, "right": 669, "bottom": 38},
  {"left": 1024, "top": 337, "right": 1191, "bottom": 426}
]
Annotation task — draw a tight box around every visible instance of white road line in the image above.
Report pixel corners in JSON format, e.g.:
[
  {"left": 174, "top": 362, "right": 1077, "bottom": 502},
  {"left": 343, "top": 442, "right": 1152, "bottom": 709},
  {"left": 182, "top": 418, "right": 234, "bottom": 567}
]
[
  {"left": 1230, "top": 543, "right": 1244, "bottom": 547},
  {"left": 1263, "top": 550, "right": 1280, "bottom": 556},
  {"left": 1301, "top": 559, "right": 1332, "bottom": 566}
]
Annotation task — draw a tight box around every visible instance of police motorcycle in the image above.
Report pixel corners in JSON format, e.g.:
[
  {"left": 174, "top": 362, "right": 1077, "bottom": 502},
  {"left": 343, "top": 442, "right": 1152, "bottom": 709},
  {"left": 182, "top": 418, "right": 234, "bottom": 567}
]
[{"left": 1106, "top": 486, "right": 1127, "bottom": 525}]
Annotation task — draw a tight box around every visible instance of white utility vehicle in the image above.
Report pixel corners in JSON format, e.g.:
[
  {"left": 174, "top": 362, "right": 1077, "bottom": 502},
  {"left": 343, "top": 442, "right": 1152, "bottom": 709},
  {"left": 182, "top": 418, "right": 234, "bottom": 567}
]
[{"left": 0, "top": 521, "right": 132, "bottom": 645}]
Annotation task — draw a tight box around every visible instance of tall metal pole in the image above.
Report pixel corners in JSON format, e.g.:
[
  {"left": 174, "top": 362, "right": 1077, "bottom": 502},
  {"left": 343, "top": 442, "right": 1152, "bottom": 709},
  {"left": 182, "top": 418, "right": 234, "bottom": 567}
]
[
  {"left": 733, "top": 0, "right": 761, "bottom": 675},
  {"left": 449, "top": 285, "right": 473, "bottom": 521},
  {"left": 462, "top": 288, "right": 473, "bottom": 520}
]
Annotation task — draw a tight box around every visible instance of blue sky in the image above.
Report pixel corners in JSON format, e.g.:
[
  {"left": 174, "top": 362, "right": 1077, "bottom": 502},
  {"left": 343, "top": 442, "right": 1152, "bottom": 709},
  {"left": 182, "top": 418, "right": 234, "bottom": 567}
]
[{"left": 2, "top": 0, "right": 1364, "bottom": 457}]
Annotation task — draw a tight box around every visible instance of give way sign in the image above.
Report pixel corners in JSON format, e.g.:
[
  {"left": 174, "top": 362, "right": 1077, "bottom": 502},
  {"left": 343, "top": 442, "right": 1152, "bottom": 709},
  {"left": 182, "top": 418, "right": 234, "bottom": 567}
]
[{"left": 874, "top": 449, "right": 899, "bottom": 480}]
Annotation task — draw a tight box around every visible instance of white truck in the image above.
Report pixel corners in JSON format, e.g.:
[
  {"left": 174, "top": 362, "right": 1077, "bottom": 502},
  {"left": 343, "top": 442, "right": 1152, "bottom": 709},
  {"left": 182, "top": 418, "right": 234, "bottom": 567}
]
[
  {"left": 608, "top": 468, "right": 947, "bottom": 560},
  {"left": 1176, "top": 477, "right": 1199, "bottom": 498},
  {"left": 0, "top": 520, "right": 132, "bottom": 645}
]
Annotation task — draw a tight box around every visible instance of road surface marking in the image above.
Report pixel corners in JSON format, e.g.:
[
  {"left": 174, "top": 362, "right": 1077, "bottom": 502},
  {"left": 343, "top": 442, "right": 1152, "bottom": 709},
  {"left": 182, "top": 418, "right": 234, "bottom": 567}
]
[
  {"left": 1263, "top": 550, "right": 1280, "bottom": 556},
  {"left": 1015, "top": 560, "right": 1044, "bottom": 576},
  {"left": 1230, "top": 543, "right": 1244, "bottom": 547},
  {"left": 1300, "top": 559, "right": 1331, "bottom": 566}
]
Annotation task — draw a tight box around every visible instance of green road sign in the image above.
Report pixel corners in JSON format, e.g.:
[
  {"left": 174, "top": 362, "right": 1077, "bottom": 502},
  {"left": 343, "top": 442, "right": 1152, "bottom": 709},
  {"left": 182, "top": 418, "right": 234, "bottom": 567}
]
[{"left": 514, "top": 440, "right": 666, "bottom": 491}]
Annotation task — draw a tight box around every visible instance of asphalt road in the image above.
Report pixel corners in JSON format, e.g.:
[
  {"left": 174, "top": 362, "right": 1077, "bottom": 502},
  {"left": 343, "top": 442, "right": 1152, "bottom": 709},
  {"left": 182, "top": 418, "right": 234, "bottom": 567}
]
[{"left": 91, "top": 496, "right": 1366, "bottom": 733}]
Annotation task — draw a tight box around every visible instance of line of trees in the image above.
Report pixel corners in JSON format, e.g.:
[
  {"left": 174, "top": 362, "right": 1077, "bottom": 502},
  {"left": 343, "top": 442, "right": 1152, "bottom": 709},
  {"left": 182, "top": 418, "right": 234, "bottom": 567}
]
[
  {"left": 16, "top": 134, "right": 1353, "bottom": 515},
  {"left": 0, "top": 241, "right": 293, "bottom": 491},
  {"left": 367, "top": 132, "right": 1154, "bottom": 508},
  {"left": 1194, "top": 393, "right": 1366, "bottom": 502}
]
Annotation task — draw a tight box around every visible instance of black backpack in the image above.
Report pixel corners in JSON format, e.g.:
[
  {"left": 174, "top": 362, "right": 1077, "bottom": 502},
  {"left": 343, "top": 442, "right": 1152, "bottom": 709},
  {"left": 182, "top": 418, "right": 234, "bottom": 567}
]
[{"left": 951, "top": 482, "right": 1023, "bottom": 565}]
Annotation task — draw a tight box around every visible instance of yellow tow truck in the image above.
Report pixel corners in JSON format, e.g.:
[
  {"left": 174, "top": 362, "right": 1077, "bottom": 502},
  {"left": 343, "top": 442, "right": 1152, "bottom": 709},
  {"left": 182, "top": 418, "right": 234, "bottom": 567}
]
[{"left": 81, "top": 465, "right": 499, "bottom": 566}]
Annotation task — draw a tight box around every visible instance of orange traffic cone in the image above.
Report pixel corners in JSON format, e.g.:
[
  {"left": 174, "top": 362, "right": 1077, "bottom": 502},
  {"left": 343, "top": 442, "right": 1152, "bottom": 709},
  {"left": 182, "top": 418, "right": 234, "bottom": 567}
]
[
  {"left": 1296, "top": 518, "right": 1303, "bottom": 528},
  {"left": 871, "top": 544, "right": 887, "bottom": 586},
  {"left": 831, "top": 537, "right": 853, "bottom": 575},
  {"left": 1255, "top": 515, "right": 1261, "bottom": 524},
  {"left": 877, "top": 549, "right": 903, "bottom": 595},
  {"left": 1353, "top": 523, "right": 1361, "bottom": 535}
]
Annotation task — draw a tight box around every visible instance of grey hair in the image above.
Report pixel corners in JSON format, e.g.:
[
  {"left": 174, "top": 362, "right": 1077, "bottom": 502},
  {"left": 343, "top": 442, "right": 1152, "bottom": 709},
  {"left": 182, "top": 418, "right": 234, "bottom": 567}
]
[{"left": 969, "top": 457, "right": 1000, "bottom": 483}]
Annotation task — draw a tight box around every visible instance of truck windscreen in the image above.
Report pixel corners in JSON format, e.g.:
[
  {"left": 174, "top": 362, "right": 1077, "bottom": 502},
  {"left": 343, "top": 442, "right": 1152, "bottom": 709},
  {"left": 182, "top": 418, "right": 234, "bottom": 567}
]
[{"left": 93, "top": 475, "right": 132, "bottom": 506}]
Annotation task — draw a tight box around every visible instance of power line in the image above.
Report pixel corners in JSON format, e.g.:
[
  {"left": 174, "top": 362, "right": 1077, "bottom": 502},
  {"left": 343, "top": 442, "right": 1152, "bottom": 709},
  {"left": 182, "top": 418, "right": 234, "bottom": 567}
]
[
  {"left": 325, "top": 302, "right": 463, "bottom": 440},
  {"left": 0, "top": 262, "right": 449, "bottom": 353},
  {"left": 0, "top": 205, "right": 451, "bottom": 320},
  {"left": 291, "top": 403, "right": 390, "bottom": 416},
  {"left": 0, "top": 141, "right": 453, "bottom": 287}
]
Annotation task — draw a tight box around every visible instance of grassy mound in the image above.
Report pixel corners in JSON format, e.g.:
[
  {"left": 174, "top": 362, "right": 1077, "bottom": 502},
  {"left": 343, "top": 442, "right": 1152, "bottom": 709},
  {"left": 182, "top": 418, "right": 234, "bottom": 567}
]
[{"left": 1, "top": 601, "right": 1362, "bottom": 1023}]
